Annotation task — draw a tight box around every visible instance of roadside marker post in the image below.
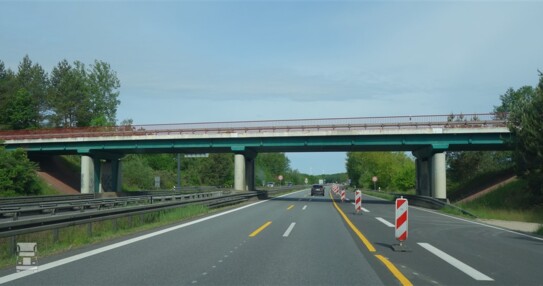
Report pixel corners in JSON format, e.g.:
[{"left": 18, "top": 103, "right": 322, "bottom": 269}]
[
  {"left": 340, "top": 190, "right": 346, "bottom": 203},
  {"left": 355, "top": 190, "right": 362, "bottom": 214},
  {"left": 392, "top": 197, "right": 411, "bottom": 252}
]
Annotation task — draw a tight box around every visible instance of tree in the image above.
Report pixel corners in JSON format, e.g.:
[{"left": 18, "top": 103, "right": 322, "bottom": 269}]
[
  {"left": 255, "top": 153, "right": 290, "bottom": 184},
  {"left": 4, "top": 89, "right": 38, "bottom": 130},
  {"left": 0, "top": 147, "right": 40, "bottom": 196},
  {"left": 88, "top": 60, "right": 120, "bottom": 126},
  {"left": 346, "top": 152, "right": 415, "bottom": 192},
  {"left": 48, "top": 60, "right": 91, "bottom": 127},
  {"left": 15, "top": 55, "right": 48, "bottom": 128},
  {"left": 496, "top": 72, "right": 543, "bottom": 202},
  {"left": 0, "top": 61, "right": 17, "bottom": 129}
]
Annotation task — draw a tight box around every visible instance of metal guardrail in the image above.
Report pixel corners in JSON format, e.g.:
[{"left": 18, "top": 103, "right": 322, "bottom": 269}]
[
  {"left": 0, "top": 191, "right": 257, "bottom": 238},
  {"left": 393, "top": 194, "right": 476, "bottom": 218},
  {"left": 0, "top": 113, "right": 507, "bottom": 140},
  {"left": 0, "top": 191, "right": 231, "bottom": 222},
  {"left": 0, "top": 194, "right": 96, "bottom": 205}
]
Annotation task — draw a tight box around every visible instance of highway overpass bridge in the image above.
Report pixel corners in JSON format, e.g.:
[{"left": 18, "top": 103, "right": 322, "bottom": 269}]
[{"left": 0, "top": 113, "right": 511, "bottom": 199}]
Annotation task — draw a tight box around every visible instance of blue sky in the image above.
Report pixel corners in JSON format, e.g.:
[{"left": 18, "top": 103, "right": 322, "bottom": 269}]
[{"left": 1, "top": 1, "right": 542, "bottom": 175}]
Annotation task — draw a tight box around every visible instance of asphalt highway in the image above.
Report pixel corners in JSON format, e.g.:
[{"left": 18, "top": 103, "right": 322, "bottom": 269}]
[{"left": 1, "top": 188, "right": 542, "bottom": 285}]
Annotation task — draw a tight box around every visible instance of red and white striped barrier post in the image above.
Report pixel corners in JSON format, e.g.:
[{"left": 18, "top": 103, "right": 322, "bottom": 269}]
[
  {"left": 355, "top": 190, "right": 362, "bottom": 213},
  {"left": 340, "top": 190, "right": 346, "bottom": 202},
  {"left": 395, "top": 197, "right": 408, "bottom": 248}
]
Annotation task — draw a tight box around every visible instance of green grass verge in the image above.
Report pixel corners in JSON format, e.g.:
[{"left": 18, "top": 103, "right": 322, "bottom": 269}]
[
  {"left": 360, "top": 189, "right": 396, "bottom": 201},
  {"left": 455, "top": 179, "right": 543, "bottom": 223},
  {"left": 0, "top": 204, "right": 209, "bottom": 269}
]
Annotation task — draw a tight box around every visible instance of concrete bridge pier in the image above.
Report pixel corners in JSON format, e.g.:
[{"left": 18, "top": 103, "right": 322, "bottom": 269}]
[
  {"left": 81, "top": 155, "right": 122, "bottom": 194},
  {"left": 234, "top": 154, "right": 246, "bottom": 191},
  {"left": 413, "top": 148, "right": 447, "bottom": 200},
  {"left": 233, "top": 148, "right": 257, "bottom": 192}
]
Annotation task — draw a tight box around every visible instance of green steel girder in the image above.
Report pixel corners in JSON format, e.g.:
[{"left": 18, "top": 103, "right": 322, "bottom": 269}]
[{"left": 4, "top": 132, "right": 512, "bottom": 158}]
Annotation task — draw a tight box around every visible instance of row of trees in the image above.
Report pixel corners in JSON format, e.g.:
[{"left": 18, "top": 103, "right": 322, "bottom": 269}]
[
  {"left": 0, "top": 55, "right": 120, "bottom": 130},
  {"left": 346, "top": 152, "right": 415, "bottom": 192},
  {"left": 121, "top": 152, "right": 307, "bottom": 191}
]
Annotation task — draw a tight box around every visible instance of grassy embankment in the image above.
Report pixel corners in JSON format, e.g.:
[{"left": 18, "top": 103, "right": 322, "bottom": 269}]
[
  {"left": 0, "top": 204, "right": 210, "bottom": 269},
  {"left": 454, "top": 179, "right": 543, "bottom": 235}
]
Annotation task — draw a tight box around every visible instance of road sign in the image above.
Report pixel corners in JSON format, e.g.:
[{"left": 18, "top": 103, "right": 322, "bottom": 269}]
[
  {"left": 278, "top": 175, "right": 283, "bottom": 181},
  {"left": 395, "top": 197, "right": 408, "bottom": 242},
  {"left": 304, "top": 178, "right": 308, "bottom": 184},
  {"left": 372, "top": 176, "right": 378, "bottom": 182}
]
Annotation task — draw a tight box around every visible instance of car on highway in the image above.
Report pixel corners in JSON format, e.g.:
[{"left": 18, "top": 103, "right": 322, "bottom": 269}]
[
  {"left": 266, "top": 182, "right": 275, "bottom": 187},
  {"left": 310, "top": 184, "right": 325, "bottom": 196}
]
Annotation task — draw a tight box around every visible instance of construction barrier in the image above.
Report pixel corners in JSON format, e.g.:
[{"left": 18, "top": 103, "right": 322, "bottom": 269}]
[
  {"left": 340, "top": 190, "right": 346, "bottom": 202},
  {"left": 395, "top": 197, "right": 408, "bottom": 242},
  {"left": 355, "top": 190, "right": 362, "bottom": 213}
]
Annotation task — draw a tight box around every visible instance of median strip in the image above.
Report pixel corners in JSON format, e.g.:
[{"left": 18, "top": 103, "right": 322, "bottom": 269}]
[{"left": 249, "top": 221, "right": 272, "bottom": 237}]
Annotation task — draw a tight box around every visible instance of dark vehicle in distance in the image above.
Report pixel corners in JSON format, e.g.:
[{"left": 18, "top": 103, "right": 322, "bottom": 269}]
[{"left": 311, "top": 184, "right": 325, "bottom": 196}]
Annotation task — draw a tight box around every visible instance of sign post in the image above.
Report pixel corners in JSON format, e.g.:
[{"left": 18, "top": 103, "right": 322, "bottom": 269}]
[
  {"left": 372, "top": 176, "right": 378, "bottom": 191},
  {"left": 278, "top": 175, "right": 283, "bottom": 186}
]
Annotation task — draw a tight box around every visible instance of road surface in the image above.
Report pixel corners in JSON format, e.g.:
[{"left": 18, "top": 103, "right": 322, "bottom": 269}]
[{"left": 1, "top": 188, "right": 542, "bottom": 285}]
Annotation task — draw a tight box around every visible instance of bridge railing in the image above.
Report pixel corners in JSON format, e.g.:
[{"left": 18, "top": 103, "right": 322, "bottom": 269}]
[{"left": 0, "top": 113, "right": 507, "bottom": 140}]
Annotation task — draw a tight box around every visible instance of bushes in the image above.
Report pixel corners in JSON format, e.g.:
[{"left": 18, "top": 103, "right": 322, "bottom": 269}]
[{"left": 0, "top": 147, "right": 40, "bottom": 196}]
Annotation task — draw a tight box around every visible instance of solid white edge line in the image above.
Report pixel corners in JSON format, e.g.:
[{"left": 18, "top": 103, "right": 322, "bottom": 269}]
[
  {"left": 283, "top": 222, "right": 296, "bottom": 237},
  {"left": 376, "top": 217, "right": 395, "bottom": 227},
  {"left": 418, "top": 242, "right": 493, "bottom": 281},
  {"left": 0, "top": 198, "right": 273, "bottom": 284}
]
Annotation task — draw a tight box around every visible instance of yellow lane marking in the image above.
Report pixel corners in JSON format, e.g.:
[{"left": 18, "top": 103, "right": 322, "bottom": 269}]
[
  {"left": 287, "top": 205, "right": 295, "bottom": 210},
  {"left": 330, "top": 192, "right": 376, "bottom": 252},
  {"left": 249, "top": 221, "right": 272, "bottom": 237},
  {"left": 375, "top": 255, "right": 413, "bottom": 286}
]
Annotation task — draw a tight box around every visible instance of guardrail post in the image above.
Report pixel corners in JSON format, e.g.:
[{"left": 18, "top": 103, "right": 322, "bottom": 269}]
[
  {"left": 52, "top": 229, "right": 59, "bottom": 242},
  {"left": 87, "top": 222, "right": 92, "bottom": 237},
  {"left": 9, "top": 236, "right": 16, "bottom": 256}
]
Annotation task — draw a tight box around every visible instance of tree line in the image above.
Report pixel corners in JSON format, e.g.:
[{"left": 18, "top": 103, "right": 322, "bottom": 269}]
[{"left": 0, "top": 55, "right": 120, "bottom": 130}]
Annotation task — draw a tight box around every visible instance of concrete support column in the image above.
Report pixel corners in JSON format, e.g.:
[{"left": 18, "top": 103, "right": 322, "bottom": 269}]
[
  {"left": 415, "top": 158, "right": 430, "bottom": 197},
  {"left": 110, "top": 159, "right": 122, "bottom": 192},
  {"left": 81, "top": 156, "right": 94, "bottom": 194},
  {"left": 93, "top": 158, "right": 102, "bottom": 194},
  {"left": 431, "top": 152, "right": 447, "bottom": 199},
  {"left": 245, "top": 157, "right": 255, "bottom": 191},
  {"left": 234, "top": 154, "right": 246, "bottom": 192}
]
